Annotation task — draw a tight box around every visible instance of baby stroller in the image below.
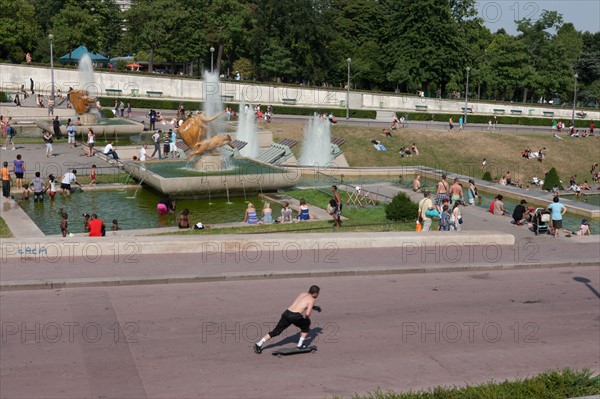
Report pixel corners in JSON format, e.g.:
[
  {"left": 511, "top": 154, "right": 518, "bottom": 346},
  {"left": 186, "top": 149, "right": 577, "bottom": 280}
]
[{"left": 532, "top": 208, "right": 551, "bottom": 235}]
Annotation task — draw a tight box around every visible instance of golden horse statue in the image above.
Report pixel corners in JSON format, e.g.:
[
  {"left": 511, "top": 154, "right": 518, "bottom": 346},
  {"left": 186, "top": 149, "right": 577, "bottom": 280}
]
[
  {"left": 68, "top": 89, "right": 96, "bottom": 115},
  {"left": 177, "top": 111, "right": 232, "bottom": 157}
]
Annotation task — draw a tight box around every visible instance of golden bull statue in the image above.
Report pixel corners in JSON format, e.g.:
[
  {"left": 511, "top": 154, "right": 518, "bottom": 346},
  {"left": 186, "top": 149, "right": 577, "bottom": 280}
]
[
  {"left": 177, "top": 112, "right": 233, "bottom": 157},
  {"left": 68, "top": 89, "right": 96, "bottom": 115}
]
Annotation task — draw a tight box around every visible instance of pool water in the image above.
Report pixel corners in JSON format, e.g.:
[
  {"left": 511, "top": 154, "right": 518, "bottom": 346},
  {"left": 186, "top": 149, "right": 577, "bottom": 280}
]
[
  {"left": 144, "top": 159, "right": 287, "bottom": 178},
  {"left": 18, "top": 189, "right": 281, "bottom": 235},
  {"left": 562, "top": 193, "right": 600, "bottom": 207}
]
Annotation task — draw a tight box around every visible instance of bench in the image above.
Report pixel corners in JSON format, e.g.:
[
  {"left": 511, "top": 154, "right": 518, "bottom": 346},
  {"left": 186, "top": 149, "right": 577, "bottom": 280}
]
[
  {"left": 146, "top": 91, "right": 163, "bottom": 97},
  {"left": 576, "top": 112, "right": 588, "bottom": 119},
  {"left": 282, "top": 98, "right": 297, "bottom": 105},
  {"left": 106, "top": 89, "right": 122, "bottom": 96},
  {"left": 461, "top": 107, "right": 473, "bottom": 113},
  {"left": 221, "top": 95, "right": 234, "bottom": 102},
  {"left": 415, "top": 105, "right": 428, "bottom": 111},
  {"left": 510, "top": 110, "right": 523, "bottom": 115},
  {"left": 543, "top": 111, "right": 554, "bottom": 117},
  {"left": 493, "top": 109, "right": 505, "bottom": 114}
]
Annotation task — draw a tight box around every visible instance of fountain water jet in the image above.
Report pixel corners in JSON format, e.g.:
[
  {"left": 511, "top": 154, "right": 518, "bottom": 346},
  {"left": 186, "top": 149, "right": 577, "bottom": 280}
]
[
  {"left": 236, "top": 102, "right": 259, "bottom": 158},
  {"left": 299, "top": 114, "right": 333, "bottom": 167},
  {"left": 202, "top": 70, "right": 224, "bottom": 139}
]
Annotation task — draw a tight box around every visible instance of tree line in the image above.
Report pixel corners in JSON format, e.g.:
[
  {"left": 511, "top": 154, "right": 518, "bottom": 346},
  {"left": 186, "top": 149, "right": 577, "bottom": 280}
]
[{"left": 1, "top": 0, "right": 598, "bottom": 105}]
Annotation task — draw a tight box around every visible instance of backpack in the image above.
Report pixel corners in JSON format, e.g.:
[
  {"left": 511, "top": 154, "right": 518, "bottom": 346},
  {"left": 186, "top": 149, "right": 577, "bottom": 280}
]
[{"left": 489, "top": 201, "right": 495, "bottom": 214}]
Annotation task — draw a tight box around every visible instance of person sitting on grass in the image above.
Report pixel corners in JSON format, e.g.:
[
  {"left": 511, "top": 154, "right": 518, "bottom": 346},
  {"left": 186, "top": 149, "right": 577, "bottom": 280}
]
[
  {"left": 244, "top": 202, "right": 259, "bottom": 224},
  {"left": 261, "top": 202, "right": 273, "bottom": 224},
  {"left": 565, "top": 219, "right": 592, "bottom": 237},
  {"left": 296, "top": 199, "right": 311, "bottom": 221},
  {"left": 280, "top": 202, "right": 293, "bottom": 223}
]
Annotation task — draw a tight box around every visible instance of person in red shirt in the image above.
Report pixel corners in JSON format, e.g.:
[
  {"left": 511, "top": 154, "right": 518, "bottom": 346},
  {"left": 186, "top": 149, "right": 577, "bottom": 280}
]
[{"left": 88, "top": 214, "right": 105, "bottom": 237}]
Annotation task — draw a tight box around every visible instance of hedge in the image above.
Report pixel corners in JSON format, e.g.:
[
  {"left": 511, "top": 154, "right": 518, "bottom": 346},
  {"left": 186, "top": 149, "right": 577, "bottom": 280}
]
[
  {"left": 97, "top": 97, "right": 377, "bottom": 119},
  {"left": 397, "top": 111, "right": 593, "bottom": 128}
]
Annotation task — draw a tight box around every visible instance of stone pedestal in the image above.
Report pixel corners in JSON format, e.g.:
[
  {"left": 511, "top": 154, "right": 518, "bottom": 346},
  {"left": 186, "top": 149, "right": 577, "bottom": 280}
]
[
  {"left": 193, "top": 155, "right": 226, "bottom": 172},
  {"left": 79, "top": 113, "right": 99, "bottom": 125}
]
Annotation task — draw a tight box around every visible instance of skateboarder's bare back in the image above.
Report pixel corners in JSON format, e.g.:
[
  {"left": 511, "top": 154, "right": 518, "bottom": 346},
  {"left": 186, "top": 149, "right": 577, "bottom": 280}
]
[
  {"left": 288, "top": 292, "right": 316, "bottom": 315},
  {"left": 254, "top": 285, "right": 320, "bottom": 354}
]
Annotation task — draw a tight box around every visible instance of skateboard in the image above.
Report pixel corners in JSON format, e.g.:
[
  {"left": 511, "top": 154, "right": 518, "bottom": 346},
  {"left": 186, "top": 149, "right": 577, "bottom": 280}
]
[{"left": 272, "top": 346, "right": 317, "bottom": 357}]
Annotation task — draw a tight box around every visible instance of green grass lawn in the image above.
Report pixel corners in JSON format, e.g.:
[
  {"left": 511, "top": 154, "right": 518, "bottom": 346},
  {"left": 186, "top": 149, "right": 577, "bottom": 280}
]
[
  {"left": 161, "top": 189, "right": 425, "bottom": 235},
  {"left": 271, "top": 121, "right": 600, "bottom": 185},
  {"left": 0, "top": 217, "right": 12, "bottom": 238},
  {"left": 341, "top": 368, "right": 599, "bottom": 399}
]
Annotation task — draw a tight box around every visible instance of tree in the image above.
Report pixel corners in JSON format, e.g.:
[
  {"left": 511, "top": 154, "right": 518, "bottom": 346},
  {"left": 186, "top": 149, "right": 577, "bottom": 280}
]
[
  {"left": 484, "top": 32, "right": 534, "bottom": 101},
  {"left": 259, "top": 39, "right": 296, "bottom": 82},
  {"left": 204, "top": 0, "right": 253, "bottom": 75},
  {"left": 384, "top": 0, "right": 463, "bottom": 93},
  {"left": 542, "top": 168, "right": 562, "bottom": 191},
  {"left": 124, "top": 0, "right": 190, "bottom": 73},
  {"left": 46, "top": 0, "right": 122, "bottom": 58},
  {"left": 0, "top": 0, "right": 39, "bottom": 61},
  {"left": 250, "top": 0, "right": 334, "bottom": 83}
]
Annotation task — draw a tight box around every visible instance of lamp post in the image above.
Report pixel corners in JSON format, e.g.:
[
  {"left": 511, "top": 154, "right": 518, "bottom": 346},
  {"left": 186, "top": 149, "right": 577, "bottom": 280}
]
[
  {"left": 210, "top": 47, "right": 215, "bottom": 74},
  {"left": 464, "top": 66, "right": 470, "bottom": 125},
  {"left": 346, "top": 58, "right": 351, "bottom": 120},
  {"left": 571, "top": 73, "right": 578, "bottom": 126},
  {"left": 49, "top": 34, "right": 55, "bottom": 109}
]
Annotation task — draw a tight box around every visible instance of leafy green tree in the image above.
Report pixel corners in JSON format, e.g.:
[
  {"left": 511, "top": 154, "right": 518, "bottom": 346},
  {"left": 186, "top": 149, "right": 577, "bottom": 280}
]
[
  {"left": 232, "top": 57, "right": 255, "bottom": 80},
  {"left": 46, "top": 0, "right": 122, "bottom": 58},
  {"left": 260, "top": 39, "right": 296, "bottom": 82},
  {"left": 250, "top": 0, "right": 334, "bottom": 83},
  {"left": 205, "top": 0, "right": 253, "bottom": 75},
  {"left": 384, "top": 0, "right": 463, "bottom": 93},
  {"left": 538, "top": 23, "right": 582, "bottom": 102},
  {"left": 124, "top": 0, "right": 190, "bottom": 72},
  {"left": 0, "top": 0, "right": 39, "bottom": 61},
  {"left": 27, "top": 0, "right": 66, "bottom": 34},
  {"left": 484, "top": 32, "right": 534, "bottom": 101}
]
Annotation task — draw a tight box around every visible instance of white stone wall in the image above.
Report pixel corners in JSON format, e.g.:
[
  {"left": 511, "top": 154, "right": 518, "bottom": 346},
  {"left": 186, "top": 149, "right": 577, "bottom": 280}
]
[{"left": 2, "top": 64, "right": 598, "bottom": 120}]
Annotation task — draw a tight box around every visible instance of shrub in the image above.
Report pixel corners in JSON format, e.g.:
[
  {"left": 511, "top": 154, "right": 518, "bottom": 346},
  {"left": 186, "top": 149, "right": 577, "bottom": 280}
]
[
  {"left": 542, "top": 167, "right": 562, "bottom": 191},
  {"left": 101, "top": 109, "right": 115, "bottom": 119},
  {"left": 0, "top": 91, "right": 11, "bottom": 102},
  {"left": 482, "top": 171, "right": 492, "bottom": 181},
  {"left": 385, "top": 192, "right": 418, "bottom": 221}
]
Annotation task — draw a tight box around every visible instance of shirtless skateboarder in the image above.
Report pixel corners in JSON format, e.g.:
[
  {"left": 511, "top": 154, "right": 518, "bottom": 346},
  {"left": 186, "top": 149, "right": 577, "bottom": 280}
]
[{"left": 254, "top": 285, "right": 320, "bottom": 354}]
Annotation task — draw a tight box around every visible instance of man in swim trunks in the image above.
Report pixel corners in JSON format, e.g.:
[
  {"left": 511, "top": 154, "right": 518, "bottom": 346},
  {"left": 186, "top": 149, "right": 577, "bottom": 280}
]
[
  {"left": 254, "top": 285, "right": 320, "bottom": 354},
  {"left": 449, "top": 178, "right": 463, "bottom": 205},
  {"left": 435, "top": 174, "right": 449, "bottom": 212}
]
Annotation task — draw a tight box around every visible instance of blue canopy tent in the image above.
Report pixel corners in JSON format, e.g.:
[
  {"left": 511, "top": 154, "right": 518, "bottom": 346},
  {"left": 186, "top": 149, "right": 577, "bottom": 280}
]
[{"left": 59, "top": 46, "right": 109, "bottom": 64}]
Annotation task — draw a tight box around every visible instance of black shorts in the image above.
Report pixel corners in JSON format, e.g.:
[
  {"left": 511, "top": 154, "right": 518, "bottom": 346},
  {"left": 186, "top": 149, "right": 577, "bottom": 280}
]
[
  {"left": 60, "top": 183, "right": 71, "bottom": 191},
  {"left": 268, "top": 310, "right": 310, "bottom": 337},
  {"left": 552, "top": 219, "right": 563, "bottom": 229},
  {"left": 15, "top": 172, "right": 23, "bottom": 179}
]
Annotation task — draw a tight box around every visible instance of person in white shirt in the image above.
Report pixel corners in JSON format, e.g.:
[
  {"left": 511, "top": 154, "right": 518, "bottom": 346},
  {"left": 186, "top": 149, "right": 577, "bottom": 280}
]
[
  {"left": 151, "top": 130, "right": 162, "bottom": 159},
  {"left": 139, "top": 144, "right": 151, "bottom": 161},
  {"left": 60, "top": 170, "right": 82, "bottom": 196},
  {"left": 102, "top": 142, "right": 119, "bottom": 160}
]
